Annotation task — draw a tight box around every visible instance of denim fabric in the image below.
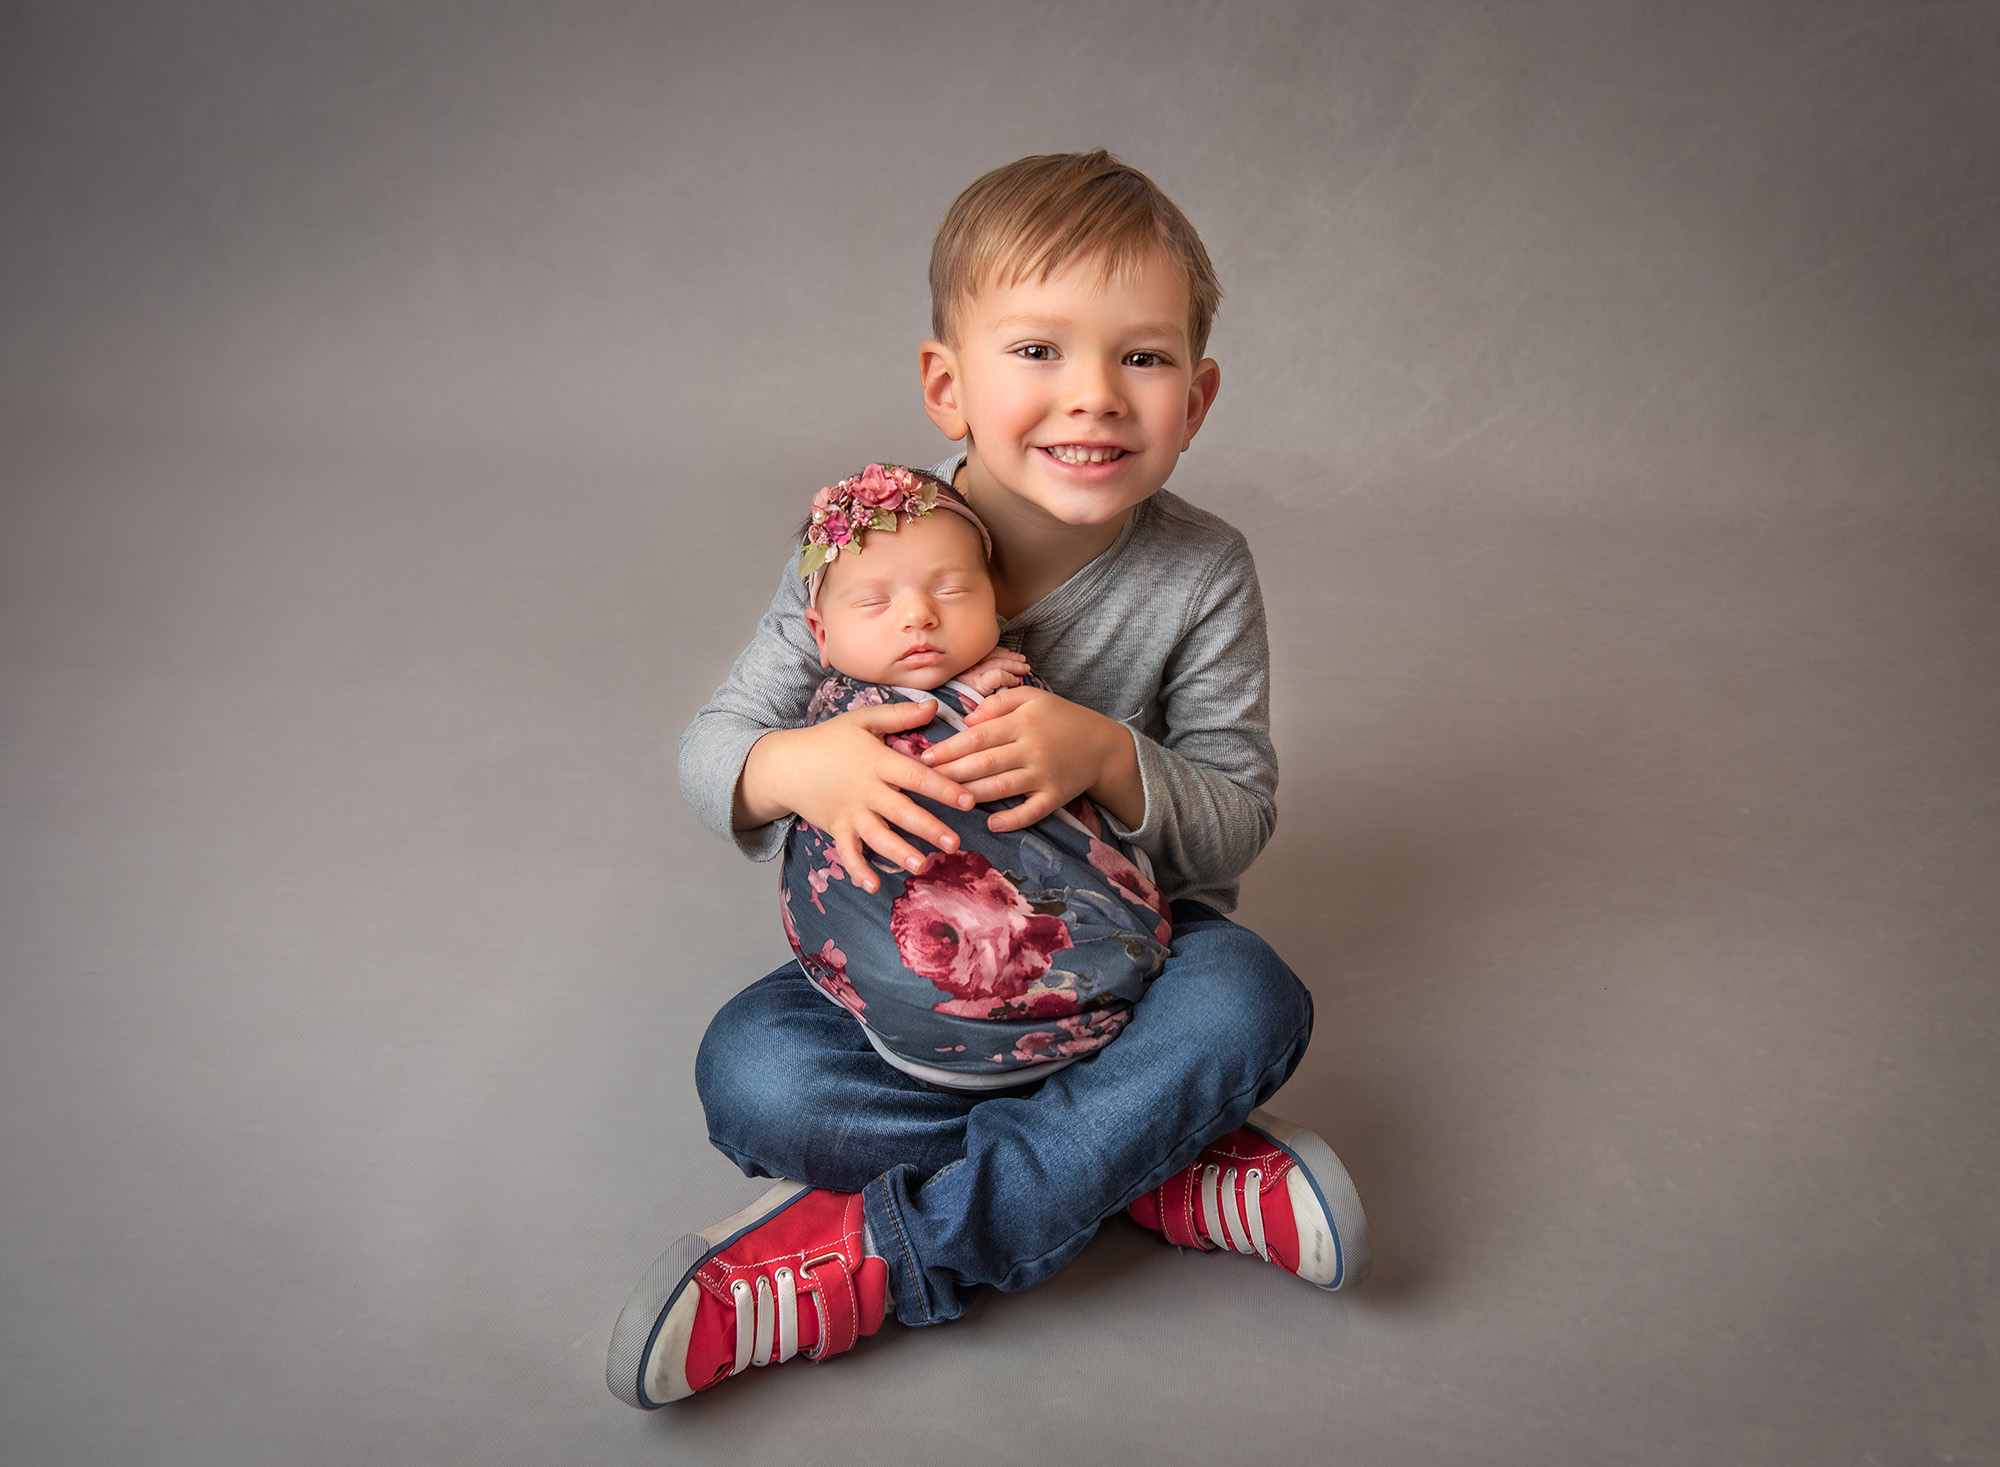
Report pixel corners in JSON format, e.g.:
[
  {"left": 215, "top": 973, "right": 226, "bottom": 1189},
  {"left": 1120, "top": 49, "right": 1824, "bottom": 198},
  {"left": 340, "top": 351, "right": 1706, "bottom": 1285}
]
[{"left": 695, "top": 902, "right": 1313, "bottom": 1325}]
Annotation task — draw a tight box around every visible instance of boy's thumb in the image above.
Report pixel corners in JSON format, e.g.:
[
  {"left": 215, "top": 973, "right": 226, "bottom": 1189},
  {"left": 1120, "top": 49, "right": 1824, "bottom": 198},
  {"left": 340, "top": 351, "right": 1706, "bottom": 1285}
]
[{"left": 858, "top": 697, "right": 935, "bottom": 728}]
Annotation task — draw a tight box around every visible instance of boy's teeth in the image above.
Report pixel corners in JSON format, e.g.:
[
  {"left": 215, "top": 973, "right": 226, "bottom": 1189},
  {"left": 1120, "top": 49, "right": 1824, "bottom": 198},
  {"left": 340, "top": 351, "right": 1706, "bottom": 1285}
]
[{"left": 1046, "top": 445, "right": 1124, "bottom": 464}]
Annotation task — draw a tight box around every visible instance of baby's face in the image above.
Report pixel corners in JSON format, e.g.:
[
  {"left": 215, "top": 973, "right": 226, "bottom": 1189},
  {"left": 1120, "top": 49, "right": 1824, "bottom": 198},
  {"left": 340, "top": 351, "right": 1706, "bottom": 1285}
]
[{"left": 804, "top": 510, "right": 1000, "bottom": 690}]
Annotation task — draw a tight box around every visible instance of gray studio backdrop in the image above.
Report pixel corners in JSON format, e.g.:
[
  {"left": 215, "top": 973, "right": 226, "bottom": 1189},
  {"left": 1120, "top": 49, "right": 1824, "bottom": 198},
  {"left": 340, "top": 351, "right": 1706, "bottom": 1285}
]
[{"left": 2, "top": 3, "right": 1995, "bottom": 1465}]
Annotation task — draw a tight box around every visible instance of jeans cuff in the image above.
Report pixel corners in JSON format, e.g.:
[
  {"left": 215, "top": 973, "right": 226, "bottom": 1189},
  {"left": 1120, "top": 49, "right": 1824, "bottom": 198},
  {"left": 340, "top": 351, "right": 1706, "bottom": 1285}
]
[{"left": 862, "top": 1167, "right": 934, "bottom": 1326}]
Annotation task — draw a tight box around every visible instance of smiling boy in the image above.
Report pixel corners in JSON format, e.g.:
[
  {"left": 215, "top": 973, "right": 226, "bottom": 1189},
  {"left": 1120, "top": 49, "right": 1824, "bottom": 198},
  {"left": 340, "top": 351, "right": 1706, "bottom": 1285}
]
[{"left": 608, "top": 152, "right": 1370, "bottom": 1408}]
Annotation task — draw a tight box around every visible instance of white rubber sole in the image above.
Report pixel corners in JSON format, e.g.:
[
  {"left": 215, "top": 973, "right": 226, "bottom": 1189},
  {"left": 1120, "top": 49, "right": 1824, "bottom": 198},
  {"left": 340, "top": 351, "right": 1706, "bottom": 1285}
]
[
  {"left": 1245, "top": 1108, "right": 1372, "bottom": 1290},
  {"left": 606, "top": 1179, "right": 811, "bottom": 1408}
]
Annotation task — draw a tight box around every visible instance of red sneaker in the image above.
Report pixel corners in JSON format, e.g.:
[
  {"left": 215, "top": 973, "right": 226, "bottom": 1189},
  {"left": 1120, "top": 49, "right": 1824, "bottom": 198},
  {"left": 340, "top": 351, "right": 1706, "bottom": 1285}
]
[
  {"left": 607, "top": 1181, "right": 889, "bottom": 1407},
  {"left": 1128, "top": 1108, "right": 1371, "bottom": 1290}
]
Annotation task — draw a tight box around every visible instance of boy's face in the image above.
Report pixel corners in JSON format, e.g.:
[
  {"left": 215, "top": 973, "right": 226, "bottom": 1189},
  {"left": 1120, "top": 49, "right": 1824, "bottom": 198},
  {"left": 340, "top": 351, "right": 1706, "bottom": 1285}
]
[
  {"left": 803, "top": 511, "right": 1001, "bottom": 691},
  {"left": 920, "top": 249, "right": 1221, "bottom": 529}
]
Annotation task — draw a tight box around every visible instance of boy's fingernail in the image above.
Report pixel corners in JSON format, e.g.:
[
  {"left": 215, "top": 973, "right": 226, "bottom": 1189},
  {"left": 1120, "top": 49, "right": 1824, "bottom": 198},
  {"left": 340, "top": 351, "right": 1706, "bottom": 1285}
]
[
  {"left": 906, "top": 856, "right": 923, "bottom": 871},
  {"left": 957, "top": 795, "right": 973, "bottom": 808}
]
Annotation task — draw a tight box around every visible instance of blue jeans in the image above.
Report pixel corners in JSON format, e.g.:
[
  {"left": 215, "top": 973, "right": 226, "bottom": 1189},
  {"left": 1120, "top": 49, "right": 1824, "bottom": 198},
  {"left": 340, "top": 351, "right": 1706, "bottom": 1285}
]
[{"left": 695, "top": 902, "right": 1314, "bottom": 1325}]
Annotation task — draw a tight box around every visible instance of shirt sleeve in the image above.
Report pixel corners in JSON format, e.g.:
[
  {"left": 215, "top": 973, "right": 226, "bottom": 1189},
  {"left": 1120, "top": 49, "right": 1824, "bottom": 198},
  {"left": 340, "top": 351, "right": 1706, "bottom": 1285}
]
[
  {"left": 677, "top": 552, "right": 824, "bottom": 861},
  {"left": 1109, "top": 536, "right": 1278, "bottom": 898}
]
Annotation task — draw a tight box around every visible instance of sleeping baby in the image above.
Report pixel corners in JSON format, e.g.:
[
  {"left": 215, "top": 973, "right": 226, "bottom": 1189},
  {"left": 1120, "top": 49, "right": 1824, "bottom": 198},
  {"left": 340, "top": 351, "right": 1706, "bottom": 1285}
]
[{"left": 779, "top": 464, "right": 1172, "bottom": 1091}]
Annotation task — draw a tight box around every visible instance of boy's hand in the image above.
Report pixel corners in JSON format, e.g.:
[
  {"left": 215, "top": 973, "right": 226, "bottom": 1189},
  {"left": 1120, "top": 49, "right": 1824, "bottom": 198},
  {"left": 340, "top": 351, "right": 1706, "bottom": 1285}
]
[
  {"left": 920, "top": 686, "right": 1145, "bottom": 832},
  {"left": 953, "top": 646, "right": 1032, "bottom": 696},
  {"left": 737, "top": 702, "right": 975, "bottom": 893}
]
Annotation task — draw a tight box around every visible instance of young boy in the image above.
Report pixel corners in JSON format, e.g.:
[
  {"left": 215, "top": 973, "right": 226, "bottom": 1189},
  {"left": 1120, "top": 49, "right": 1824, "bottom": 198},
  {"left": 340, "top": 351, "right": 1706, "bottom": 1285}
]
[{"left": 608, "top": 151, "right": 1369, "bottom": 1408}]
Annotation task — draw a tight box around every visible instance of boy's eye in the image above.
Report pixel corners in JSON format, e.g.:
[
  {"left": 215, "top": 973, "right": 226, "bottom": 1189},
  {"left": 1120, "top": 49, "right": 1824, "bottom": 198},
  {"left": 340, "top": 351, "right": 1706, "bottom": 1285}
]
[
  {"left": 1013, "top": 344, "right": 1056, "bottom": 362},
  {"left": 1124, "top": 350, "right": 1168, "bottom": 368}
]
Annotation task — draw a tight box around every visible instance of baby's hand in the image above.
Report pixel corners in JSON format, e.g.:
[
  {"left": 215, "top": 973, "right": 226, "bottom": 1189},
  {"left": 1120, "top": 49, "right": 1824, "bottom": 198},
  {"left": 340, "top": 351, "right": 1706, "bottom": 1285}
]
[{"left": 954, "top": 646, "right": 1031, "bottom": 696}]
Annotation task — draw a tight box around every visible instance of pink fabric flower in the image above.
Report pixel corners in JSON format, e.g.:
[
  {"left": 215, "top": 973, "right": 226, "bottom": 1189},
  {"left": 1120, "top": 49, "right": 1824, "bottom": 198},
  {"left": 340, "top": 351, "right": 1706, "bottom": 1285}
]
[
  {"left": 820, "top": 506, "right": 851, "bottom": 545},
  {"left": 849, "top": 463, "right": 905, "bottom": 509},
  {"left": 1023, "top": 987, "right": 1082, "bottom": 1018},
  {"left": 885, "top": 730, "right": 932, "bottom": 760},
  {"left": 1066, "top": 796, "right": 1103, "bottom": 838},
  {"left": 1009, "top": 1008, "right": 1129, "bottom": 1063},
  {"left": 1086, "top": 836, "right": 1172, "bottom": 945},
  {"left": 805, "top": 939, "right": 865, "bottom": 1015},
  {"left": 806, "top": 843, "right": 848, "bottom": 913},
  {"left": 890, "top": 849, "right": 1073, "bottom": 1012}
]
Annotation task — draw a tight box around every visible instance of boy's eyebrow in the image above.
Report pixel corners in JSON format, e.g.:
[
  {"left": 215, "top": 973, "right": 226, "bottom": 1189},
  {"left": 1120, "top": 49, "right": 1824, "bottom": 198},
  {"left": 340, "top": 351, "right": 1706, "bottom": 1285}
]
[{"left": 989, "top": 312, "right": 1188, "bottom": 343}]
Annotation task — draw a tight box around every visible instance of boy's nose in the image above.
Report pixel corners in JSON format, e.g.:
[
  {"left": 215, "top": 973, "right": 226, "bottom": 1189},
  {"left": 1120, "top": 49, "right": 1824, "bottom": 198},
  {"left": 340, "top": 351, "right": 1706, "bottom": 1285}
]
[{"left": 1063, "top": 356, "right": 1126, "bottom": 416}]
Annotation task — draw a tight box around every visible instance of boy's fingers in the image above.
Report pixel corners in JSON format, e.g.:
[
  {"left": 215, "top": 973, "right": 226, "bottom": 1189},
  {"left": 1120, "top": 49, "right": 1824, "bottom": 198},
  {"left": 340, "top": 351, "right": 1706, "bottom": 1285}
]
[
  {"left": 875, "top": 787, "right": 962, "bottom": 852},
  {"left": 959, "top": 691, "right": 1017, "bottom": 726},
  {"left": 833, "top": 830, "right": 880, "bottom": 893},
  {"left": 921, "top": 723, "right": 1001, "bottom": 764},
  {"left": 986, "top": 792, "right": 1059, "bottom": 832},
  {"left": 930, "top": 748, "right": 1021, "bottom": 785},
  {"left": 856, "top": 811, "right": 930, "bottom": 876},
  {"left": 880, "top": 752, "right": 974, "bottom": 812},
  {"left": 958, "top": 770, "right": 1030, "bottom": 803},
  {"left": 853, "top": 699, "right": 936, "bottom": 732}
]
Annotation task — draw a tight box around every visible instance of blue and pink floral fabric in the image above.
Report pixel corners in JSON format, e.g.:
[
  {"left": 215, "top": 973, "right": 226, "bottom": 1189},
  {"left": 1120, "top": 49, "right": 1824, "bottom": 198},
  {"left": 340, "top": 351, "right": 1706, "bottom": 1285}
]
[{"left": 782, "top": 674, "right": 1174, "bottom": 1078}]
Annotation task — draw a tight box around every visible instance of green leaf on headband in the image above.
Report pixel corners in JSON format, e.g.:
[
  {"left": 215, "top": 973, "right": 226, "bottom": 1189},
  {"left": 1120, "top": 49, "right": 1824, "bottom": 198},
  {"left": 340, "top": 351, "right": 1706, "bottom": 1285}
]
[
  {"left": 798, "top": 543, "right": 828, "bottom": 578},
  {"left": 871, "top": 510, "right": 896, "bottom": 531}
]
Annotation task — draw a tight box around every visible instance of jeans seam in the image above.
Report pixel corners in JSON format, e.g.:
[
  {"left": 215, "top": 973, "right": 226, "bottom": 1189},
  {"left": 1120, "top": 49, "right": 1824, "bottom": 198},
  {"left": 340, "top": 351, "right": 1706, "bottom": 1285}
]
[{"left": 876, "top": 1172, "right": 935, "bottom": 1326}]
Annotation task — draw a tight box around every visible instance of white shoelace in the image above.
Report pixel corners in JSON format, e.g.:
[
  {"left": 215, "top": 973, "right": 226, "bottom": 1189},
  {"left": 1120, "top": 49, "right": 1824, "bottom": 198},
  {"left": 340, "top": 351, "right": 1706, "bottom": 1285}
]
[
  {"left": 728, "top": 1267, "right": 802, "bottom": 1374},
  {"left": 1197, "top": 1164, "right": 1270, "bottom": 1261}
]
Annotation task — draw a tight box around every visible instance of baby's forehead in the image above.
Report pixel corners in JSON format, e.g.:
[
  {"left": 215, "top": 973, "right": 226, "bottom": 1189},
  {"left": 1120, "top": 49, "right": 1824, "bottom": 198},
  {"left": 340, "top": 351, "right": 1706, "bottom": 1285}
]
[{"left": 821, "top": 512, "right": 988, "bottom": 588}]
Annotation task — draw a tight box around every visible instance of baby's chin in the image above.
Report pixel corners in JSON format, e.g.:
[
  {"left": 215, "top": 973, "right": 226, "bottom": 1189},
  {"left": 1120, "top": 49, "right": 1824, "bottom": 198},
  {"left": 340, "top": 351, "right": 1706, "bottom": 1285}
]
[
  {"left": 878, "top": 663, "right": 966, "bottom": 692},
  {"left": 828, "top": 656, "right": 975, "bottom": 691}
]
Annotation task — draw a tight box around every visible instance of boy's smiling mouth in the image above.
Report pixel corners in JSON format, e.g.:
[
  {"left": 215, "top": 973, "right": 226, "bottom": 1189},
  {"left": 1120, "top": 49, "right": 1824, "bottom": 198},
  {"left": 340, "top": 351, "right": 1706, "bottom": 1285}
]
[{"left": 1041, "top": 444, "right": 1128, "bottom": 465}]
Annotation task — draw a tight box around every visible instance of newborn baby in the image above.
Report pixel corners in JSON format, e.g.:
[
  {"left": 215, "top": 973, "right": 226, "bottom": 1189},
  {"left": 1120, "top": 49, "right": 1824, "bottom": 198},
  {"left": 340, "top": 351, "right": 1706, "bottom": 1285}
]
[{"left": 780, "top": 464, "right": 1172, "bottom": 1090}]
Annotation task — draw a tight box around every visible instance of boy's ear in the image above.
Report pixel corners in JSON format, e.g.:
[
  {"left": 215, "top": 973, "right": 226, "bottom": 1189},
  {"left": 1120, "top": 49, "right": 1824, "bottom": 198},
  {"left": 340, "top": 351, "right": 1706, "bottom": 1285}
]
[
  {"left": 802, "top": 606, "right": 832, "bottom": 666},
  {"left": 1180, "top": 357, "right": 1222, "bottom": 451},
  {"left": 919, "top": 338, "right": 969, "bottom": 441}
]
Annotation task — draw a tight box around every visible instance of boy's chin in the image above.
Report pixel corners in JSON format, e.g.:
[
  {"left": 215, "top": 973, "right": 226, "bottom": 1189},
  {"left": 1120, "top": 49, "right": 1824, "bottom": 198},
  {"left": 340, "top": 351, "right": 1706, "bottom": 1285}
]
[{"left": 1018, "top": 465, "right": 1166, "bottom": 524}]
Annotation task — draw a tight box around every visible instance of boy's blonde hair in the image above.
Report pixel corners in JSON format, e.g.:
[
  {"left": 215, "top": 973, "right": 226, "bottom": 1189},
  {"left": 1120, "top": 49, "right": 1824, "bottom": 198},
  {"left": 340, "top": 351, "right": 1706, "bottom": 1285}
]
[{"left": 929, "top": 150, "right": 1222, "bottom": 358}]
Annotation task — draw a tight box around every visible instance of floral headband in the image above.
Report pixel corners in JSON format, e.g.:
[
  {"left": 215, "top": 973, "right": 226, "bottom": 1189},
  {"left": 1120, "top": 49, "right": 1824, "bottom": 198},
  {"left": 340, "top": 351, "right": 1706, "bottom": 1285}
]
[{"left": 800, "top": 463, "right": 993, "bottom": 606}]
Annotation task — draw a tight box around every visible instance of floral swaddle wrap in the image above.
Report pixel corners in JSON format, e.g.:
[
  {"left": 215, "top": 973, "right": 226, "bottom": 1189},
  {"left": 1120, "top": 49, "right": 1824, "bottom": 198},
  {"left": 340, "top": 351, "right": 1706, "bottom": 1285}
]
[{"left": 781, "top": 673, "right": 1174, "bottom": 1083}]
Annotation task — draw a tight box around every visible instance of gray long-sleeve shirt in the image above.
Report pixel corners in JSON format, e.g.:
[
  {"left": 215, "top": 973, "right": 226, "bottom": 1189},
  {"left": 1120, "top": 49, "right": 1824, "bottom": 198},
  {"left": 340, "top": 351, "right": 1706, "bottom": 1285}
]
[{"left": 678, "top": 457, "right": 1277, "bottom": 912}]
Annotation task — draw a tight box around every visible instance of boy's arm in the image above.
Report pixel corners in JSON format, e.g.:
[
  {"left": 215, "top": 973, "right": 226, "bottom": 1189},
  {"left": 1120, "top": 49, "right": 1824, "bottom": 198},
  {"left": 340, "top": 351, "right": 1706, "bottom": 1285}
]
[
  {"left": 677, "top": 559, "right": 830, "bottom": 860},
  {"left": 1114, "top": 538, "right": 1276, "bottom": 890}
]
